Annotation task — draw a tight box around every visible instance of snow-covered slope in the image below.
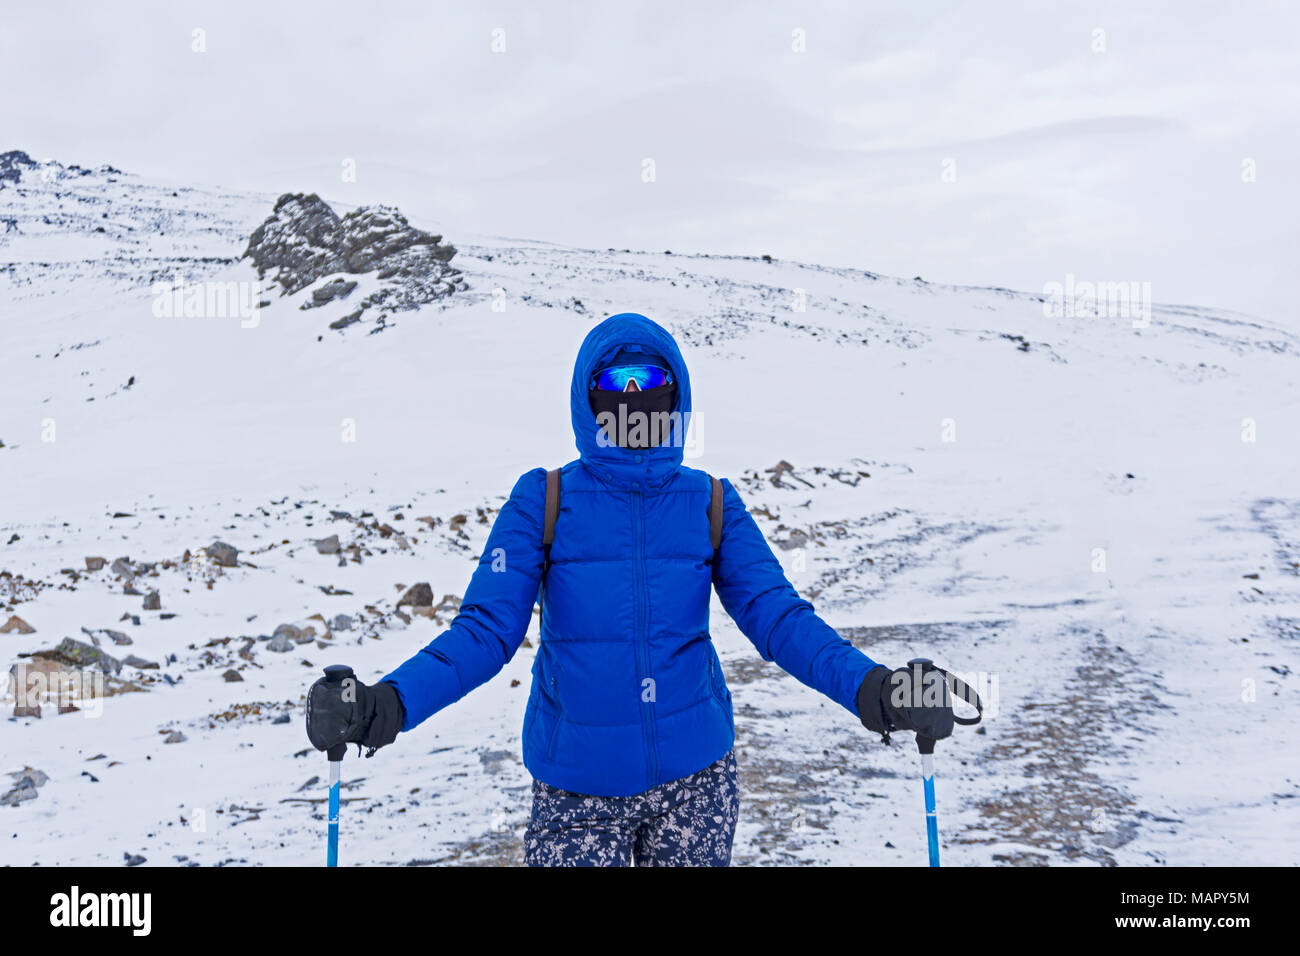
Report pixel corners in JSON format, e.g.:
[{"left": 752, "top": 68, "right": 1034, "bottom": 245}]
[{"left": 2, "top": 153, "right": 1297, "bottom": 866}]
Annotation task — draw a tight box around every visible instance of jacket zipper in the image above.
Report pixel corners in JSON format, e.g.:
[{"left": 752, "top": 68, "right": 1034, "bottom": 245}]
[{"left": 631, "top": 487, "right": 659, "bottom": 788}]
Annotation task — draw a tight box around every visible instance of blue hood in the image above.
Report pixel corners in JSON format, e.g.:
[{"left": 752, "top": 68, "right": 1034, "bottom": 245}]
[{"left": 569, "top": 312, "right": 691, "bottom": 489}]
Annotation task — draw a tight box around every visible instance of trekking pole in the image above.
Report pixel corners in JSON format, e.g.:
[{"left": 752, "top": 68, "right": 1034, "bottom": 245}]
[
  {"left": 916, "top": 730, "right": 941, "bottom": 868},
  {"left": 320, "top": 664, "right": 354, "bottom": 867},
  {"left": 905, "top": 658, "right": 983, "bottom": 868}
]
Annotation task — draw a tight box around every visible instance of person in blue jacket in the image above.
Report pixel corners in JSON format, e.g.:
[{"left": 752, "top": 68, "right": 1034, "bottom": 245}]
[{"left": 305, "top": 311, "right": 956, "bottom": 866}]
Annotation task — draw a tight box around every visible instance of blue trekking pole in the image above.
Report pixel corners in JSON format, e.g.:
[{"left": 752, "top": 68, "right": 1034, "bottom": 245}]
[
  {"left": 326, "top": 739, "right": 344, "bottom": 867},
  {"left": 916, "top": 730, "right": 941, "bottom": 867},
  {"left": 906, "top": 658, "right": 982, "bottom": 868}
]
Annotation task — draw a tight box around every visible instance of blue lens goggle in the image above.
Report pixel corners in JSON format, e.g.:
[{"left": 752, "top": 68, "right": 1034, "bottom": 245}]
[{"left": 591, "top": 364, "right": 673, "bottom": 391}]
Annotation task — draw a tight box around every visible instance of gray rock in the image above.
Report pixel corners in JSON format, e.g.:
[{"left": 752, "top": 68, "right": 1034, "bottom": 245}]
[
  {"left": 310, "top": 277, "right": 357, "bottom": 305},
  {"left": 222, "top": 669, "right": 243, "bottom": 682},
  {"left": 84, "top": 556, "right": 106, "bottom": 571},
  {"left": 273, "top": 623, "right": 302, "bottom": 642},
  {"left": 0, "top": 782, "right": 39, "bottom": 807},
  {"left": 143, "top": 590, "right": 161, "bottom": 610},
  {"left": 37, "top": 637, "right": 121, "bottom": 675},
  {"left": 7, "top": 767, "right": 48, "bottom": 789},
  {"left": 163, "top": 731, "right": 186, "bottom": 744},
  {"left": 205, "top": 541, "right": 239, "bottom": 567},
  {"left": 313, "top": 535, "right": 340, "bottom": 555},
  {"left": 397, "top": 582, "right": 434, "bottom": 608},
  {"left": 330, "top": 614, "right": 354, "bottom": 631},
  {"left": 266, "top": 634, "right": 294, "bottom": 653},
  {"left": 122, "top": 655, "right": 159, "bottom": 670}
]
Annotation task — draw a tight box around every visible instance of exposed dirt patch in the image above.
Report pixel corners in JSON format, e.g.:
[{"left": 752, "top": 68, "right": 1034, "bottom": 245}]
[{"left": 961, "top": 631, "right": 1170, "bottom": 865}]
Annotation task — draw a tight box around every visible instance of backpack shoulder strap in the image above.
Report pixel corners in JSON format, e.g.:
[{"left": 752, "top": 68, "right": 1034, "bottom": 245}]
[
  {"left": 708, "top": 475, "right": 724, "bottom": 552},
  {"left": 543, "top": 467, "right": 562, "bottom": 565}
]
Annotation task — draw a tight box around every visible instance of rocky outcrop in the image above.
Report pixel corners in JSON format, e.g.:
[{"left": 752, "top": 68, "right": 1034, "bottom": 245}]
[
  {"left": 0, "top": 150, "right": 37, "bottom": 188},
  {"left": 242, "top": 193, "right": 465, "bottom": 330}
]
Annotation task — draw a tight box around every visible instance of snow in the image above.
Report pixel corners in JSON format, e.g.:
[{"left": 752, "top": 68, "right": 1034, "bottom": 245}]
[{"left": 1, "top": 159, "right": 1297, "bottom": 866}]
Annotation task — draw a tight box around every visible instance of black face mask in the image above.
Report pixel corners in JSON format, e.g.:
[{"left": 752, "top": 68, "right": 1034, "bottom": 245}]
[{"left": 589, "top": 383, "right": 679, "bottom": 450}]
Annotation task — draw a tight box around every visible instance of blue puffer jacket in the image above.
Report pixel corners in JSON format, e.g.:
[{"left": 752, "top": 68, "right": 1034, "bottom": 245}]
[{"left": 383, "top": 312, "right": 884, "bottom": 796}]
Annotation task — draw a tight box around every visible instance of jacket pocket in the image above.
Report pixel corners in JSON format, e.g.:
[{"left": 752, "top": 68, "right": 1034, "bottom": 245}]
[
  {"left": 708, "top": 650, "right": 728, "bottom": 700},
  {"left": 708, "top": 649, "right": 735, "bottom": 734},
  {"left": 545, "top": 671, "right": 563, "bottom": 761}
]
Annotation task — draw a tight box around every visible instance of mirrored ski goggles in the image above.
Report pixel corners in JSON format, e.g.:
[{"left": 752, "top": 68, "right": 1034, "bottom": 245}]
[{"left": 590, "top": 364, "right": 674, "bottom": 391}]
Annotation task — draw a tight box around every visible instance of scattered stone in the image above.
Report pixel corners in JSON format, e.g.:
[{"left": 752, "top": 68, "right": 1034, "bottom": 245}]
[
  {"left": 84, "top": 556, "right": 106, "bottom": 571},
  {"left": 273, "top": 624, "right": 303, "bottom": 645},
  {"left": 330, "top": 614, "right": 354, "bottom": 631},
  {"left": 266, "top": 634, "right": 294, "bottom": 653},
  {"left": 0, "top": 615, "right": 35, "bottom": 635},
  {"left": 272, "top": 713, "right": 291, "bottom": 725},
  {"left": 110, "top": 557, "right": 136, "bottom": 578},
  {"left": 222, "top": 669, "right": 244, "bottom": 682},
  {"left": 314, "top": 535, "right": 341, "bottom": 555},
  {"left": 1, "top": 781, "right": 39, "bottom": 806},
  {"left": 143, "top": 590, "right": 161, "bottom": 610},
  {"left": 123, "top": 583, "right": 141, "bottom": 596},
  {"left": 35, "top": 637, "right": 122, "bottom": 675},
  {"left": 122, "top": 655, "right": 159, "bottom": 670},
  {"left": 102, "top": 630, "right": 132, "bottom": 646},
  {"left": 206, "top": 541, "right": 239, "bottom": 567},
  {"left": 163, "top": 731, "right": 186, "bottom": 744},
  {"left": 309, "top": 277, "right": 358, "bottom": 306},
  {"left": 1, "top": 767, "right": 49, "bottom": 806},
  {"left": 434, "top": 594, "right": 462, "bottom": 620},
  {"left": 8, "top": 767, "right": 48, "bottom": 788},
  {"left": 124, "top": 853, "right": 146, "bottom": 866},
  {"left": 397, "top": 582, "right": 434, "bottom": 608}
]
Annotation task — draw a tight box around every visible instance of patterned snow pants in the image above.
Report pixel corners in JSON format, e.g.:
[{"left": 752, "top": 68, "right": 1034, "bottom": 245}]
[{"left": 524, "top": 749, "right": 740, "bottom": 866}]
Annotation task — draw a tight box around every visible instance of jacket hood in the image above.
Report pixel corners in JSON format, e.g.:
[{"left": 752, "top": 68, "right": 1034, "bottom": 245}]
[{"left": 570, "top": 312, "right": 691, "bottom": 488}]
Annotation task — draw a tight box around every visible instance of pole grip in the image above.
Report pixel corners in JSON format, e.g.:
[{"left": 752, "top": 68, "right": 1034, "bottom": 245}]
[
  {"left": 322, "top": 666, "right": 353, "bottom": 762},
  {"left": 323, "top": 664, "right": 355, "bottom": 684}
]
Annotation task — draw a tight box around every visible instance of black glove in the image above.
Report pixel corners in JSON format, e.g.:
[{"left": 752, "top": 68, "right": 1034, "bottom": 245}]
[
  {"left": 306, "top": 668, "right": 405, "bottom": 757},
  {"left": 857, "top": 661, "right": 955, "bottom": 743}
]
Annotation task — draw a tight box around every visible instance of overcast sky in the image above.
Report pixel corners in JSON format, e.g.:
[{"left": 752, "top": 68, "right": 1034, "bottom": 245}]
[{"left": 4, "top": 1, "right": 1297, "bottom": 321}]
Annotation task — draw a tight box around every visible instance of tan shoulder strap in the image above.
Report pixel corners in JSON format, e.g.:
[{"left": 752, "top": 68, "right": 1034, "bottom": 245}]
[
  {"left": 709, "top": 475, "right": 723, "bottom": 552},
  {"left": 543, "top": 468, "right": 561, "bottom": 554}
]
